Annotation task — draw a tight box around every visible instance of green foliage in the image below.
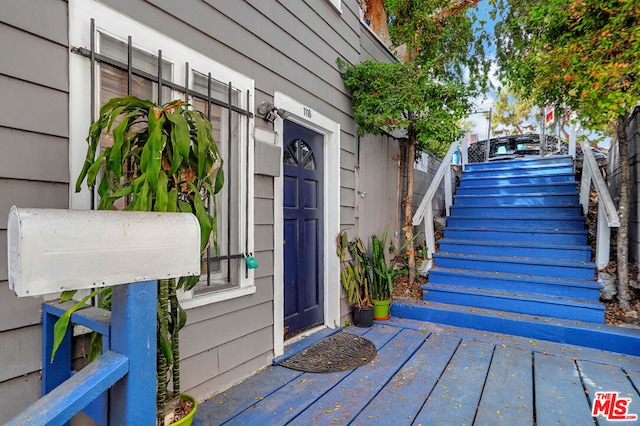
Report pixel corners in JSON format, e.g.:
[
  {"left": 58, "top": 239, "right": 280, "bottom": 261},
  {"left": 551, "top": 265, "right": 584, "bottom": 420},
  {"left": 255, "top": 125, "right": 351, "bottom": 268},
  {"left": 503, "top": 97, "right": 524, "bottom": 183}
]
[
  {"left": 490, "top": 85, "right": 537, "bottom": 136},
  {"left": 338, "top": 0, "right": 486, "bottom": 288},
  {"left": 337, "top": 228, "right": 397, "bottom": 304},
  {"left": 338, "top": 59, "right": 471, "bottom": 157},
  {"left": 493, "top": 0, "right": 640, "bottom": 131},
  {"left": 77, "top": 96, "right": 223, "bottom": 256},
  {"left": 50, "top": 288, "right": 104, "bottom": 362},
  {"left": 59, "top": 96, "right": 224, "bottom": 421},
  {"left": 369, "top": 228, "right": 394, "bottom": 301},
  {"left": 337, "top": 232, "right": 372, "bottom": 307},
  {"left": 385, "top": 0, "right": 491, "bottom": 92}
]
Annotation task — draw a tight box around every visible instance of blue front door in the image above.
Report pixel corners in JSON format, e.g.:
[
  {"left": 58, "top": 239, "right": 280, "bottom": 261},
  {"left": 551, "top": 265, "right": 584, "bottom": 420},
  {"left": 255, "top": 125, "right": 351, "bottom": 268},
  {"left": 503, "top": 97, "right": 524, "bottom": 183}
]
[{"left": 283, "top": 120, "right": 324, "bottom": 338}]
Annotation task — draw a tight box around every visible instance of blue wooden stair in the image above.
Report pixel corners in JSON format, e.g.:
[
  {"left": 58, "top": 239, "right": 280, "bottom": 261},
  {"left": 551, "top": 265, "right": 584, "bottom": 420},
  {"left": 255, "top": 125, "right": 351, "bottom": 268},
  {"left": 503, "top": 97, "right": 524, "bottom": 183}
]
[{"left": 426, "top": 156, "right": 604, "bottom": 323}]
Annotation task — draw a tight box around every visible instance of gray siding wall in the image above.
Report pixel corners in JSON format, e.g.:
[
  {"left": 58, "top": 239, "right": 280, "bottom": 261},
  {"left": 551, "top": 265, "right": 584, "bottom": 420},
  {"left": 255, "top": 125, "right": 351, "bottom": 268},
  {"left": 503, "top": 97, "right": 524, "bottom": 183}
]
[
  {"left": 0, "top": 0, "right": 369, "bottom": 419},
  {"left": 97, "top": 0, "right": 365, "bottom": 403},
  {"left": 0, "top": 0, "right": 70, "bottom": 421},
  {"left": 0, "top": 0, "right": 447, "bottom": 419},
  {"left": 609, "top": 106, "right": 640, "bottom": 264}
]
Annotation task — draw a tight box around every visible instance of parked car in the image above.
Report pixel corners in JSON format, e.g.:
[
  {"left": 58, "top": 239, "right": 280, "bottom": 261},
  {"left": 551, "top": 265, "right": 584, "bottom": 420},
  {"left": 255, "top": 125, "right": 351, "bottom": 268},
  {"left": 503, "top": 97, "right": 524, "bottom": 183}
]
[{"left": 467, "top": 134, "right": 607, "bottom": 168}]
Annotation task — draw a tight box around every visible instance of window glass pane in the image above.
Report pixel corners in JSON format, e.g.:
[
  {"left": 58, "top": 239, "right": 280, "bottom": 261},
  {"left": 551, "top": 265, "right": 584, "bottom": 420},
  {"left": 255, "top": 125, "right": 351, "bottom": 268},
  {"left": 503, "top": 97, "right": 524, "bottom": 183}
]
[
  {"left": 304, "top": 155, "right": 316, "bottom": 170},
  {"left": 192, "top": 72, "right": 241, "bottom": 108},
  {"left": 284, "top": 150, "right": 296, "bottom": 166},
  {"left": 98, "top": 35, "right": 176, "bottom": 210},
  {"left": 100, "top": 33, "right": 172, "bottom": 80},
  {"left": 191, "top": 74, "right": 243, "bottom": 289}
]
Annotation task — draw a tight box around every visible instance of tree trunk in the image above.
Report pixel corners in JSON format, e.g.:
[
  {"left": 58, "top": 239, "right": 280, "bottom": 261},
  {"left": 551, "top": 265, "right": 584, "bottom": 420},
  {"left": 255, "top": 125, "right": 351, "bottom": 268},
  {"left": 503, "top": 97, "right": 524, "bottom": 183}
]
[
  {"left": 404, "top": 124, "right": 417, "bottom": 287},
  {"left": 616, "top": 114, "right": 631, "bottom": 309}
]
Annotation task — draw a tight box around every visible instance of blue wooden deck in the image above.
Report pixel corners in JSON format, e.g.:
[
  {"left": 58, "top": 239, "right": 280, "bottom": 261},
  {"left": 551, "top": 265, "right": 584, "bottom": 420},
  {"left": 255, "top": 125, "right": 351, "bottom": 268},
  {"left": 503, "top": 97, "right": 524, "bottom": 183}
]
[{"left": 193, "top": 317, "right": 640, "bottom": 425}]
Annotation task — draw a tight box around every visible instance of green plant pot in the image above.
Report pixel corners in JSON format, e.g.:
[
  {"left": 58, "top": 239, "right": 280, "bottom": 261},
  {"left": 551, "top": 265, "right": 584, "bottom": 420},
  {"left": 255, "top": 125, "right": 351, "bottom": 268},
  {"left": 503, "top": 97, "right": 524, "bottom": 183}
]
[
  {"left": 170, "top": 394, "right": 198, "bottom": 426},
  {"left": 372, "top": 299, "right": 391, "bottom": 320},
  {"left": 352, "top": 305, "right": 374, "bottom": 328}
]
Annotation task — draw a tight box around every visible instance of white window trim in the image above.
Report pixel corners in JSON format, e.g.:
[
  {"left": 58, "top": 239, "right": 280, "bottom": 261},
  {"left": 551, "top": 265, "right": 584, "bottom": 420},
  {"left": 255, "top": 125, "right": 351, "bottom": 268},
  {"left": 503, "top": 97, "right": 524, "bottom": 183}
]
[
  {"left": 328, "top": 0, "right": 343, "bottom": 14},
  {"left": 69, "top": 0, "right": 256, "bottom": 305},
  {"left": 273, "top": 92, "right": 341, "bottom": 357}
]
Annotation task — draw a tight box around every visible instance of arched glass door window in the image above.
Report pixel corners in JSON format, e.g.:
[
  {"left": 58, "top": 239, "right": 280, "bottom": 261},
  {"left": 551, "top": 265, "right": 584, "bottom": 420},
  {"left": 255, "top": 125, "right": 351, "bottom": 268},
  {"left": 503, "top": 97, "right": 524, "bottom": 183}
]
[{"left": 284, "top": 138, "right": 316, "bottom": 170}]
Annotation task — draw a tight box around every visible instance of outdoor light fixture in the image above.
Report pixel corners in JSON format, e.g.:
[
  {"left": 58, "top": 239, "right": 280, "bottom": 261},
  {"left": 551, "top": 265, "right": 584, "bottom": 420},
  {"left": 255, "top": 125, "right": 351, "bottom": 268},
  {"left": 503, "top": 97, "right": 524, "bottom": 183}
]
[{"left": 257, "top": 101, "right": 290, "bottom": 123}]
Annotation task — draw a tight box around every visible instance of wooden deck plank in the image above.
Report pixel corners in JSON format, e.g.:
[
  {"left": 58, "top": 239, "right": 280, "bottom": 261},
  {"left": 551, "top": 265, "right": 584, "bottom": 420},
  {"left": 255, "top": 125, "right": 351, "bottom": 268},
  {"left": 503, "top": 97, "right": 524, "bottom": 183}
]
[
  {"left": 224, "top": 370, "right": 351, "bottom": 425},
  {"left": 578, "top": 360, "right": 640, "bottom": 425},
  {"left": 192, "top": 366, "right": 303, "bottom": 425},
  {"left": 626, "top": 369, "right": 640, "bottom": 390},
  {"left": 287, "top": 328, "right": 428, "bottom": 425},
  {"left": 273, "top": 327, "right": 341, "bottom": 365},
  {"left": 413, "top": 340, "right": 494, "bottom": 425},
  {"left": 475, "top": 347, "right": 534, "bottom": 426},
  {"left": 194, "top": 321, "right": 640, "bottom": 426},
  {"left": 220, "top": 325, "right": 402, "bottom": 425},
  {"left": 352, "top": 333, "right": 460, "bottom": 425},
  {"left": 534, "top": 353, "right": 593, "bottom": 426},
  {"left": 387, "top": 316, "right": 640, "bottom": 368}
]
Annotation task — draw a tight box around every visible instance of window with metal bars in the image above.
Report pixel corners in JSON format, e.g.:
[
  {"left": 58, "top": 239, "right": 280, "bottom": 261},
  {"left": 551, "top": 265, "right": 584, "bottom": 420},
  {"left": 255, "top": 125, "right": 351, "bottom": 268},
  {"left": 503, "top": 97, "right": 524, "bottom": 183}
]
[{"left": 69, "top": 0, "right": 256, "bottom": 303}]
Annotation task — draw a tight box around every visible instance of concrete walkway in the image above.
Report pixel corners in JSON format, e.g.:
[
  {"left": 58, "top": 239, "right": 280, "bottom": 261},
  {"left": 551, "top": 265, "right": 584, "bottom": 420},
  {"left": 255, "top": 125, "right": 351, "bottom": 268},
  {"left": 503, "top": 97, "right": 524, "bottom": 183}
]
[{"left": 193, "top": 317, "right": 640, "bottom": 425}]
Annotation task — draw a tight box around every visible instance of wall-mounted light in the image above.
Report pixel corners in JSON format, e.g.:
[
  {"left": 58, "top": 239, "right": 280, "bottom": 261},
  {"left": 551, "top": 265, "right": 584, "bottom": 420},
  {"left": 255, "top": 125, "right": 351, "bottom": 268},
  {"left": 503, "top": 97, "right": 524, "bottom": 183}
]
[{"left": 257, "top": 101, "right": 290, "bottom": 123}]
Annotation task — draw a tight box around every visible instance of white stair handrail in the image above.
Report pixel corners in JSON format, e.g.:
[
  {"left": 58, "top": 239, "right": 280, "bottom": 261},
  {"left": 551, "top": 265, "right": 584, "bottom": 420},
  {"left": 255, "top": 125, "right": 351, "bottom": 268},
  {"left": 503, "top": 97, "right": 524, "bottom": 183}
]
[
  {"left": 579, "top": 142, "right": 619, "bottom": 268},
  {"left": 412, "top": 141, "right": 460, "bottom": 270}
]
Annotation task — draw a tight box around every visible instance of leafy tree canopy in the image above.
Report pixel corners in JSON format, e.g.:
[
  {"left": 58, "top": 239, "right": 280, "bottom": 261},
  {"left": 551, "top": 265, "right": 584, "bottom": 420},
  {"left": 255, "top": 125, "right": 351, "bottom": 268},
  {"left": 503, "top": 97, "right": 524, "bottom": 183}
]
[
  {"left": 490, "top": 85, "right": 536, "bottom": 136},
  {"left": 493, "top": 0, "right": 640, "bottom": 130},
  {"left": 386, "top": 0, "right": 490, "bottom": 92},
  {"left": 339, "top": 59, "right": 471, "bottom": 157}
]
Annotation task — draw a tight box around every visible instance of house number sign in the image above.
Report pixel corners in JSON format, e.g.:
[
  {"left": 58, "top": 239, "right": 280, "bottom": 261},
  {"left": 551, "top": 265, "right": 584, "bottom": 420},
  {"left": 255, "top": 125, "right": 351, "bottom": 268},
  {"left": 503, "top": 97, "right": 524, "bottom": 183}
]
[{"left": 303, "top": 107, "right": 312, "bottom": 118}]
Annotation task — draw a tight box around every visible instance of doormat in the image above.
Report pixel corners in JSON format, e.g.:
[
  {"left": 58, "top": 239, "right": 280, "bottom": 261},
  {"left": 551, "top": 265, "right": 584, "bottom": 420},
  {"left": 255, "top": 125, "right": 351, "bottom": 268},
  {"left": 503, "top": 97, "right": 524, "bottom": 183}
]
[{"left": 278, "top": 331, "right": 377, "bottom": 373}]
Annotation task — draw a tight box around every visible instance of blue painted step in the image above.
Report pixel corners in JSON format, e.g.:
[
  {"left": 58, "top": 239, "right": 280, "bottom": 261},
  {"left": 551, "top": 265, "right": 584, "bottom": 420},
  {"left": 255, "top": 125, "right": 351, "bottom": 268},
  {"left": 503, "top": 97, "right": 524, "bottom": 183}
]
[
  {"left": 462, "top": 164, "right": 575, "bottom": 179},
  {"left": 449, "top": 205, "right": 583, "bottom": 218},
  {"left": 422, "top": 284, "right": 604, "bottom": 323},
  {"left": 446, "top": 216, "right": 586, "bottom": 230},
  {"left": 443, "top": 227, "right": 588, "bottom": 244},
  {"left": 430, "top": 156, "right": 602, "bottom": 328},
  {"left": 454, "top": 192, "right": 579, "bottom": 207},
  {"left": 390, "top": 300, "right": 640, "bottom": 357},
  {"left": 428, "top": 267, "right": 599, "bottom": 300},
  {"left": 459, "top": 173, "right": 576, "bottom": 187},
  {"left": 438, "top": 239, "right": 591, "bottom": 262},
  {"left": 465, "top": 156, "right": 573, "bottom": 171},
  {"left": 456, "top": 181, "right": 578, "bottom": 195},
  {"left": 434, "top": 253, "right": 595, "bottom": 280}
]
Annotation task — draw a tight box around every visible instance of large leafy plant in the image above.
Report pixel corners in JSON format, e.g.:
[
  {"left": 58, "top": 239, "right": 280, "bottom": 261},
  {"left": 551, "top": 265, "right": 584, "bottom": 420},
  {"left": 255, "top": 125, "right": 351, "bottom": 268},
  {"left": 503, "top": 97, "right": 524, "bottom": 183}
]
[
  {"left": 368, "top": 229, "right": 393, "bottom": 302},
  {"left": 337, "top": 232, "right": 372, "bottom": 308},
  {"left": 56, "top": 96, "right": 223, "bottom": 424}
]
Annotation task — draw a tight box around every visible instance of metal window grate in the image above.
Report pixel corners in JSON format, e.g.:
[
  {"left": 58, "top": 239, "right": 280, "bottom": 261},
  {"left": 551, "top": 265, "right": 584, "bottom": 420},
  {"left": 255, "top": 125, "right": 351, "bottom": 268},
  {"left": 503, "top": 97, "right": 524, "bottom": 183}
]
[{"left": 75, "top": 18, "right": 252, "bottom": 286}]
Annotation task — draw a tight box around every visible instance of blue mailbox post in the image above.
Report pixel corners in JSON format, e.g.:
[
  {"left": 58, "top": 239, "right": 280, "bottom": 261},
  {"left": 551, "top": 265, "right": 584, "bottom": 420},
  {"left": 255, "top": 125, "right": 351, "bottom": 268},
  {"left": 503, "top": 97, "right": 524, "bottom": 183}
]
[{"left": 6, "top": 207, "right": 201, "bottom": 425}]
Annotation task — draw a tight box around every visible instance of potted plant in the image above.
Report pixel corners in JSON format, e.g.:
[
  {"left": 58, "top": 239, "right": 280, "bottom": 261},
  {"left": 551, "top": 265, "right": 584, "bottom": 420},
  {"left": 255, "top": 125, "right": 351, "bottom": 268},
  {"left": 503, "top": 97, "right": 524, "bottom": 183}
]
[
  {"left": 53, "top": 96, "right": 223, "bottom": 425},
  {"left": 367, "top": 228, "right": 393, "bottom": 320},
  {"left": 337, "top": 232, "right": 373, "bottom": 327}
]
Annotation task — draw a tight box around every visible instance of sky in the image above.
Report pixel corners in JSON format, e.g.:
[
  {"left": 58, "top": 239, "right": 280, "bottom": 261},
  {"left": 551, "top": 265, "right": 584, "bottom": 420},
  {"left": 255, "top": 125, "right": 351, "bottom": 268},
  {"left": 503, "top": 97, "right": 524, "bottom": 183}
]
[{"left": 466, "top": 1, "right": 504, "bottom": 140}]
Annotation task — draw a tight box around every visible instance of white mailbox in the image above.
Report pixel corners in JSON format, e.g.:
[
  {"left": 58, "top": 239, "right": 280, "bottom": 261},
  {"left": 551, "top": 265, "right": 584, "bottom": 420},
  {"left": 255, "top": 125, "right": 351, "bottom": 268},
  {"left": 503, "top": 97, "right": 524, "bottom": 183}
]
[{"left": 8, "top": 207, "right": 201, "bottom": 297}]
